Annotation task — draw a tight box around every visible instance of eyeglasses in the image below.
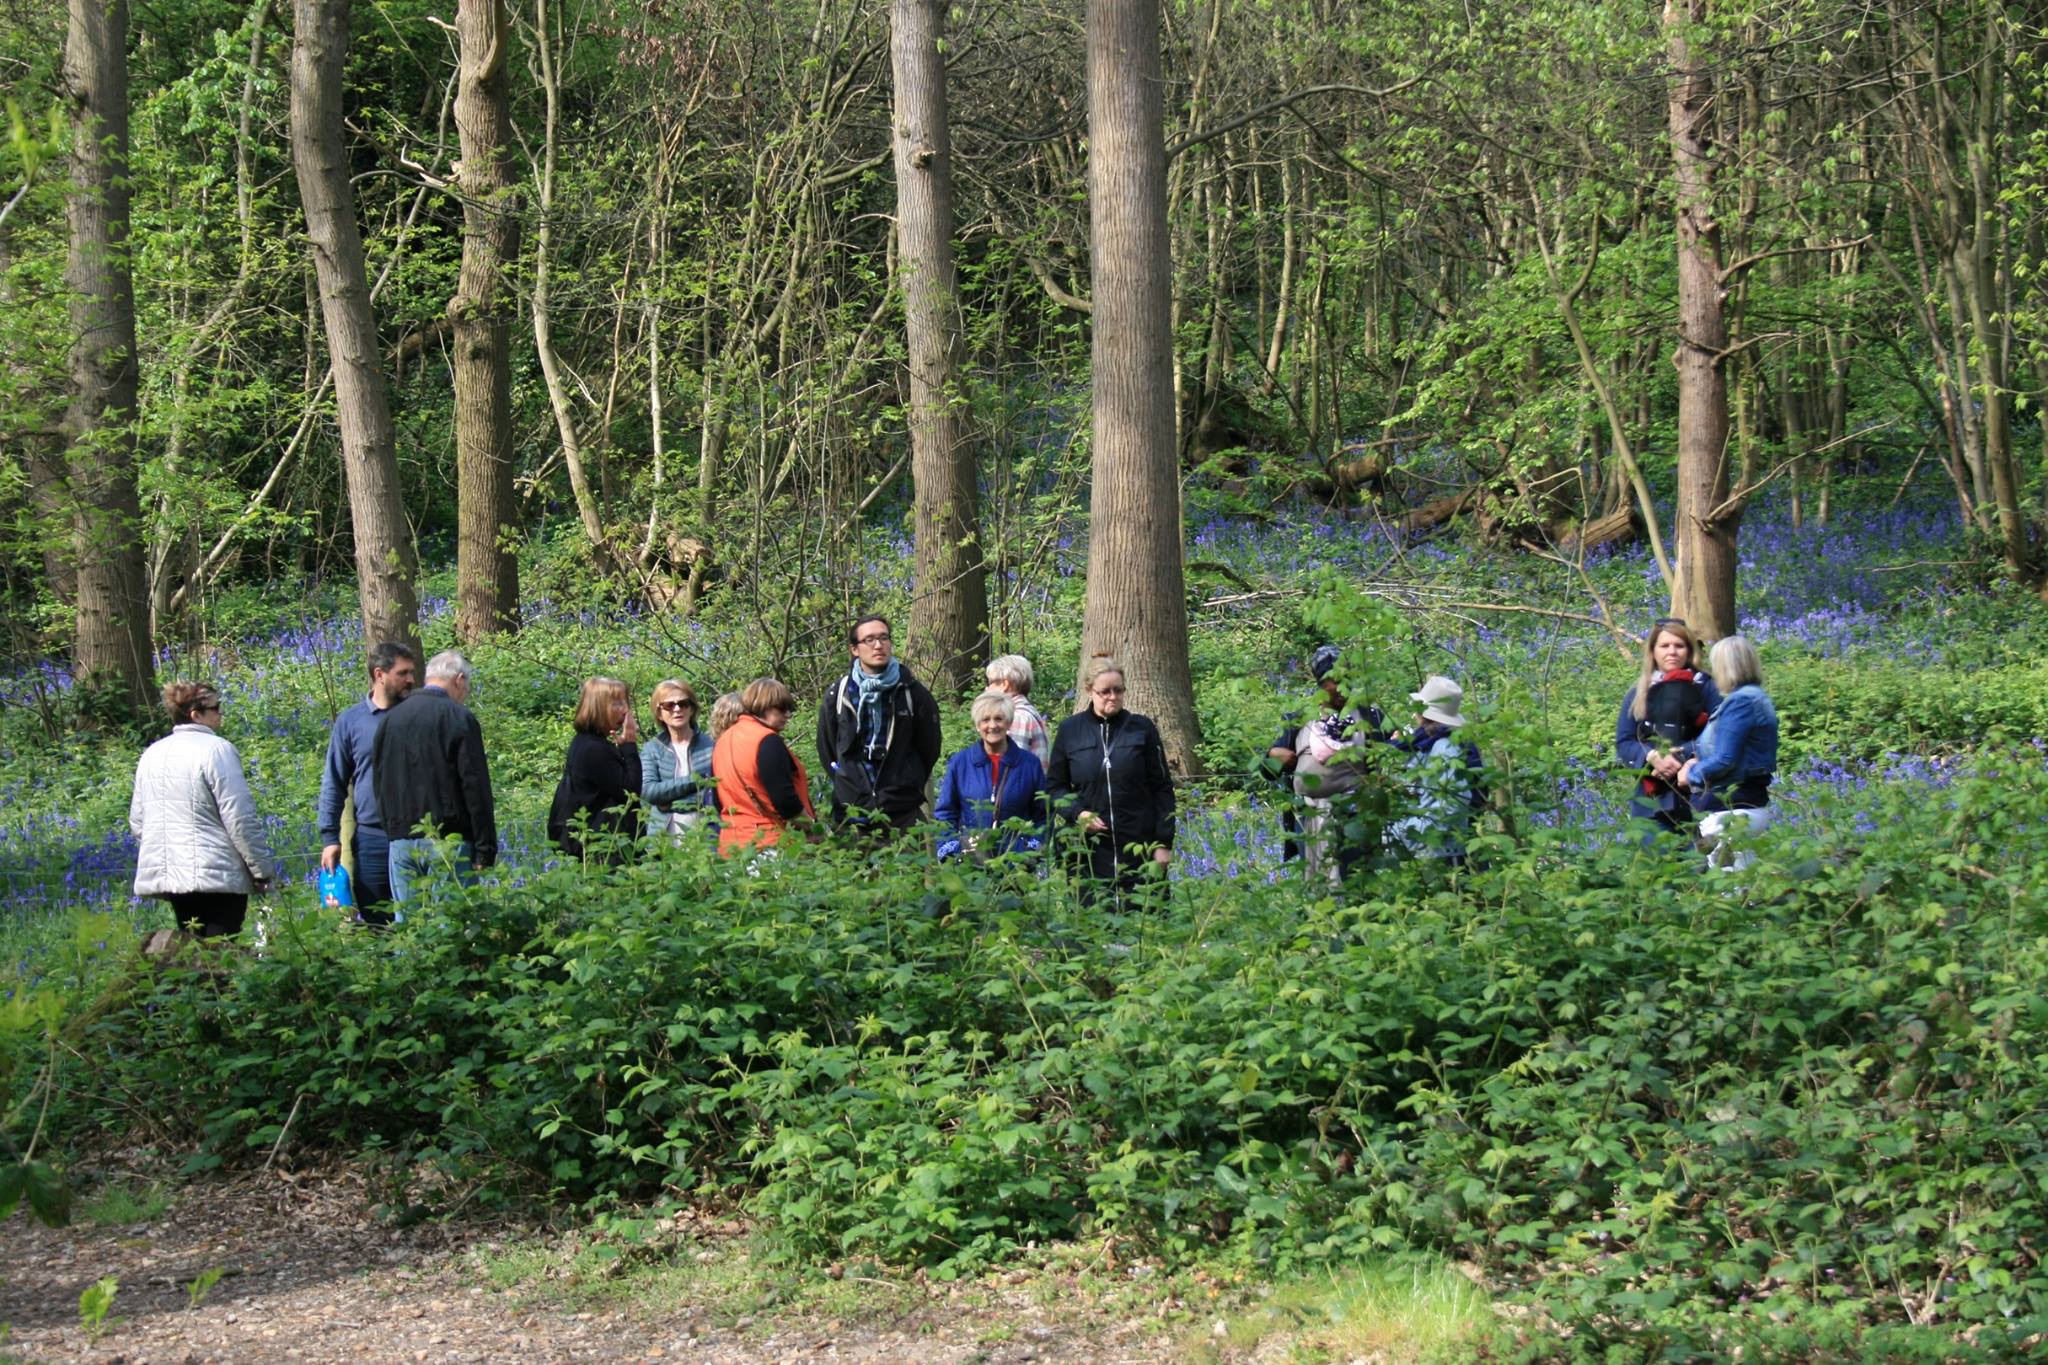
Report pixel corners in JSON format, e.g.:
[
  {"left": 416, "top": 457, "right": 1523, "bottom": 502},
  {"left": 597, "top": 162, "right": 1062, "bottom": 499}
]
[
  {"left": 855, "top": 633, "right": 892, "bottom": 646},
  {"left": 658, "top": 700, "right": 694, "bottom": 711},
  {"left": 1092, "top": 686, "right": 1126, "bottom": 696},
  {"left": 196, "top": 704, "right": 221, "bottom": 715}
]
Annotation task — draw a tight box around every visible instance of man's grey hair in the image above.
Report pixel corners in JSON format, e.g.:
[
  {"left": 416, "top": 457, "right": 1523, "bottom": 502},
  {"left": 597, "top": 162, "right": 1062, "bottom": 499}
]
[
  {"left": 985, "top": 653, "right": 1035, "bottom": 695},
  {"left": 424, "top": 649, "right": 474, "bottom": 684}
]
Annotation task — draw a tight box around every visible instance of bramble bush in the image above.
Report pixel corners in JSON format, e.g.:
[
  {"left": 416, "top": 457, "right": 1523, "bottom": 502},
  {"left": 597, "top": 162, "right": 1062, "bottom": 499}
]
[{"left": 6, "top": 744, "right": 2048, "bottom": 1357}]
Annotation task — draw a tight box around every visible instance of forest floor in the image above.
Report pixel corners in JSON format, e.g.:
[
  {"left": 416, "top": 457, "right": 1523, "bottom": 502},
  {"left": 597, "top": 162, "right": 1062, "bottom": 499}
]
[{"left": 0, "top": 1162, "right": 1355, "bottom": 1364}]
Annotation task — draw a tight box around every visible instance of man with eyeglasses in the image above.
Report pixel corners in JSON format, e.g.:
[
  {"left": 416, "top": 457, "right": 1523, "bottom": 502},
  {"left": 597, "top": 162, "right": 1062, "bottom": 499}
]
[{"left": 816, "top": 614, "right": 942, "bottom": 833}]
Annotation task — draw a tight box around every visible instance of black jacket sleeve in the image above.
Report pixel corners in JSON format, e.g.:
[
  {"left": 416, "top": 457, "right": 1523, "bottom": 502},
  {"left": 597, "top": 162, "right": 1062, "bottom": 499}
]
[
  {"left": 1143, "top": 719, "right": 1176, "bottom": 848},
  {"left": 815, "top": 682, "right": 841, "bottom": 774},
  {"left": 459, "top": 712, "right": 498, "bottom": 868},
  {"left": 1044, "top": 718, "right": 1073, "bottom": 821},
  {"left": 756, "top": 734, "right": 807, "bottom": 820},
  {"left": 912, "top": 681, "right": 942, "bottom": 777}
]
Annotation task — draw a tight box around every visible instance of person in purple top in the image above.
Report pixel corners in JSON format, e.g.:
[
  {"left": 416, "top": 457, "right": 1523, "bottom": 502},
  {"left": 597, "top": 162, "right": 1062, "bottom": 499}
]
[{"left": 318, "top": 641, "right": 418, "bottom": 923}]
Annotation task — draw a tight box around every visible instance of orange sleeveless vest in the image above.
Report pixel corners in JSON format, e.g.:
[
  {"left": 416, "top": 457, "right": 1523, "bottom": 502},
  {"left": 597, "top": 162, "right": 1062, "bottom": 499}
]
[{"left": 712, "top": 714, "right": 814, "bottom": 853}]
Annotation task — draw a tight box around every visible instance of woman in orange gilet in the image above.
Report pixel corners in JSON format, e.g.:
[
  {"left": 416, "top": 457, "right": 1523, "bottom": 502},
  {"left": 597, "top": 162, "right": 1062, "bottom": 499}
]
[{"left": 711, "top": 677, "right": 816, "bottom": 853}]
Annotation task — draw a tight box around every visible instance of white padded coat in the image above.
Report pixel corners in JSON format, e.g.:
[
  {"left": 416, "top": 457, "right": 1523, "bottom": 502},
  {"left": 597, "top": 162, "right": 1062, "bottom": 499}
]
[{"left": 129, "top": 724, "right": 274, "bottom": 897}]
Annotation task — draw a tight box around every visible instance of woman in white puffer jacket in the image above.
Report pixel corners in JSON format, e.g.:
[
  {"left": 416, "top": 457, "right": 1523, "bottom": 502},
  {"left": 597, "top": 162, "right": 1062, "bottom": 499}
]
[{"left": 130, "top": 681, "right": 274, "bottom": 937}]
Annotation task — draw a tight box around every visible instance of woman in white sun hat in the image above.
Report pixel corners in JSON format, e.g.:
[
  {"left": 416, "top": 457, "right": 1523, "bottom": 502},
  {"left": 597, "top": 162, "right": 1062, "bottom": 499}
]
[{"left": 1388, "top": 675, "right": 1483, "bottom": 864}]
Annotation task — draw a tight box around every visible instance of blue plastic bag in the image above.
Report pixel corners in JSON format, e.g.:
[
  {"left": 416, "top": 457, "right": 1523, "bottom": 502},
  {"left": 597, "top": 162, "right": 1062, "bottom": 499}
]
[{"left": 318, "top": 865, "right": 354, "bottom": 912}]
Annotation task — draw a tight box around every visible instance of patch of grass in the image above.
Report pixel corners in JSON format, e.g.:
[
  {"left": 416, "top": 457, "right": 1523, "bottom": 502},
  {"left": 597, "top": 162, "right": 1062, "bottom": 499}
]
[
  {"left": 466, "top": 1226, "right": 908, "bottom": 1327},
  {"left": 1179, "top": 1256, "right": 1499, "bottom": 1364},
  {"left": 78, "top": 1181, "right": 172, "bottom": 1227}
]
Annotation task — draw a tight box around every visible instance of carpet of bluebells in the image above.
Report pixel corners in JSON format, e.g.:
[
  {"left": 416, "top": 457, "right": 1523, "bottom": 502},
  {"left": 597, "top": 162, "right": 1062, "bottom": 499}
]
[{"left": 0, "top": 488, "right": 2037, "bottom": 989}]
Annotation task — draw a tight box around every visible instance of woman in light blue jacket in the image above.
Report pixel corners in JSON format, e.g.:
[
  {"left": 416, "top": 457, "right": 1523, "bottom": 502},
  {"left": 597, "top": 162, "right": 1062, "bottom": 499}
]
[
  {"left": 1679, "top": 636, "right": 1779, "bottom": 861},
  {"left": 641, "top": 679, "right": 716, "bottom": 838}
]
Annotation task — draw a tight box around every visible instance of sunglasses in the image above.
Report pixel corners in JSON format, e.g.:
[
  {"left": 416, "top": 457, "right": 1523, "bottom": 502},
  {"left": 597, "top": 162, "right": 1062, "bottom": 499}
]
[
  {"left": 1653, "top": 617, "right": 1687, "bottom": 629},
  {"left": 658, "top": 699, "right": 695, "bottom": 711}
]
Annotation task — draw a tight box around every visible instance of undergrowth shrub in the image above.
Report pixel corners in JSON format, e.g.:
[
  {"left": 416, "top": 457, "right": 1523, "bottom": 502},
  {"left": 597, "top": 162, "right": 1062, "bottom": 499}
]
[{"left": 7, "top": 755, "right": 2048, "bottom": 1357}]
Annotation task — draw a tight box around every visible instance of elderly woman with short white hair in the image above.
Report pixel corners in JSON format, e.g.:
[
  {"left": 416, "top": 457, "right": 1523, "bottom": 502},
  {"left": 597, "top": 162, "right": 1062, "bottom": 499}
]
[
  {"left": 983, "top": 654, "right": 1050, "bottom": 764},
  {"left": 933, "top": 691, "right": 1049, "bottom": 860},
  {"left": 1679, "top": 635, "right": 1780, "bottom": 867}
]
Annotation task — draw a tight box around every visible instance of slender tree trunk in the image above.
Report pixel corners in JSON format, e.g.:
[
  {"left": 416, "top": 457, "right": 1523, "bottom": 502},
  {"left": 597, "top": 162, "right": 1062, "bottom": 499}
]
[
  {"left": 63, "top": 0, "right": 153, "bottom": 705},
  {"left": 1955, "top": 3, "right": 2030, "bottom": 583},
  {"left": 1665, "top": 0, "right": 1739, "bottom": 639},
  {"left": 891, "top": 0, "right": 986, "bottom": 696},
  {"left": 1081, "top": 0, "right": 1201, "bottom": 773},
  {"left": 528, "top": 0, "right": 611, "bottom": 569},
  {"left": 289, "top": 0, "right": 421, "bottom": 651},
  {"left": 450, "top": 0, "right": 521, "bottom": 642},
  {"left": 2, "top": 223, "right": 77, "bottom": 609}
]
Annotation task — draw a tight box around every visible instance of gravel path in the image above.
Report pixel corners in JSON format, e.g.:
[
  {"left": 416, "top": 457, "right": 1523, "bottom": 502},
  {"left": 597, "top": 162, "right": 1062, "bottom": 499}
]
[{"left": 0, "top": 1168, "right": 1181, "bottom": 1363}]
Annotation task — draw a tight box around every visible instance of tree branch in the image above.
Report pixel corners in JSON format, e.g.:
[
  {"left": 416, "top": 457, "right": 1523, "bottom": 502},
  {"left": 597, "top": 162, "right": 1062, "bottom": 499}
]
[
  {"left": 1718, "top": 235, "right": 1871, "bottom": 284},
  {"left": 1164, "top": 79, "right": 1423, "bottom": 159}
]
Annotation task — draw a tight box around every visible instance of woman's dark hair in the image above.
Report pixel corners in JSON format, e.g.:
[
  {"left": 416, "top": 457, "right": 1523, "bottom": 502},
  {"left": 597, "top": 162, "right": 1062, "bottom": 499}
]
[{"left": 163, "top": 681, "right": 220, "bottom": 725}]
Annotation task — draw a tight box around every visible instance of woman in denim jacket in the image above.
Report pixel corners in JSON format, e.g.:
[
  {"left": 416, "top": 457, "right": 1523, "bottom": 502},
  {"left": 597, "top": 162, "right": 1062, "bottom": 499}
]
[
  {"left": 642, "top": 678, "right": 716, "bottom": 838},
  {"left": 1679, "top": 636, "right": 1779, "bottom": 856}
]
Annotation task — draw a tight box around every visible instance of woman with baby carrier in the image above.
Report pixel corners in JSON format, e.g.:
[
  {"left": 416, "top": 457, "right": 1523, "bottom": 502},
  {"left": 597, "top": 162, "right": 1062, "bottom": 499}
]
[{"left": 1615, "top": 618, "right": 1722, "bottom": 840}]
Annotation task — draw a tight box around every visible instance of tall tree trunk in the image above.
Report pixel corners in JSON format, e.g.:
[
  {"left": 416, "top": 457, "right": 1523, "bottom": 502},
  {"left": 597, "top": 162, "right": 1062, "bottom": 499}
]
[
  {"left": 450, "top": 0, "right": 521, "bottom": 642},
  {"left": 289, "top": 0, "right": 421, "bottom": 651},
  {"left": 891, "top": 0, "right": 986, "bottom": 696},
  {"left": 1082, "top": 0, "right": 1201, "bottom": 774},
  {"left": 63, "top": 0, "right": 152, "bottom": 706},
  {"left": 1665, "top": 0, "right": 1739, "bottom": 639}
]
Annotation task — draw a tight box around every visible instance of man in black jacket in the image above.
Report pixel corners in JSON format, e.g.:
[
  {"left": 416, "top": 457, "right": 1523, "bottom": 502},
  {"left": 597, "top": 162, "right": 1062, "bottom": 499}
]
[
  {"left": 373, "top": 649, "right": 498, "bottom": 903},
  {"left": 816, "top": 615, "right": 942, "bottom": 832}
]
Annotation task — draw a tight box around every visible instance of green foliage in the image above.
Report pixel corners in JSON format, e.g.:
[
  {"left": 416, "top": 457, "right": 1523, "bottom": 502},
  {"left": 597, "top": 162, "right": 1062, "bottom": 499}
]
[
  {"left": 7, "top": 743, "right": 2047, "bottom": 1355},
  {"left": 184, "top": 1266, "right": 223, "bottom": 1310},
  {"left": 77, "top": 1276, "right": 117, "bottom": 1342},
  {"left": 0, "top": 1159, "right": 69, "bottom": 1228}
]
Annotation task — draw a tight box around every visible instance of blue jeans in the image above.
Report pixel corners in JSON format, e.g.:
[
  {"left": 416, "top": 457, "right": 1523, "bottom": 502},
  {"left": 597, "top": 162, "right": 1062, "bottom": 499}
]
[
  {"left": 352, "top": 825, "right": 394, "bottom": 919},
  {"left": 387, "top": 838, "right": 476, "bottom": 905}
]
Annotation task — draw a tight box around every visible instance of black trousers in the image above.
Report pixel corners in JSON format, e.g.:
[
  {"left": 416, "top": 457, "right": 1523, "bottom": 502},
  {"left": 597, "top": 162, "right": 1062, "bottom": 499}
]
[
  {"left": 1077, "top": 838, "right": 1163, "bottom": 911},
  {"left": 164, "top": 892, "right": 248, "bottom": 938}
]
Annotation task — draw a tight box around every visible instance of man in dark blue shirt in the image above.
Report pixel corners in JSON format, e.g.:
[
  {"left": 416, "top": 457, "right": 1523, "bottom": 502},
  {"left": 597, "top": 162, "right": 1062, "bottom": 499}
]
[{"left": 318, "top": 641, "right": 418, "bottom": 920}]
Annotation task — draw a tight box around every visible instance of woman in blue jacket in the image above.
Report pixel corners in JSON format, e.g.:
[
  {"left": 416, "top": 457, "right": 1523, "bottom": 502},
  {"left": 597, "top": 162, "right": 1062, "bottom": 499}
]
[
  {"left": 1679, "top": 635, "right": 1779, "bottom": 866},
  {"left": 641, "top": 678, "right": 716, "bottom": 839},
  {"left": 934, "top": 692, "right": 1049, "bottom": 861}
]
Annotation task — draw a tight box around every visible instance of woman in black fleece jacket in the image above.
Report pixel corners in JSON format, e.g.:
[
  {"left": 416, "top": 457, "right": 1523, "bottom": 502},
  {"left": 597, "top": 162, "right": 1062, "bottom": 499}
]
[
  {"left": 1046, "top": 656, "right": 1175, "bottom": 906},
  {"left": 548, "top": 677, "right": 644, "bottom": 864}
]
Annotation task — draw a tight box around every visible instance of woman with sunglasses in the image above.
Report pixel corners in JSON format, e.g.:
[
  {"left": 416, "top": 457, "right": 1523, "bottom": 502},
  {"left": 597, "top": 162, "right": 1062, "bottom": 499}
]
[
  {"left": 642, "top": 679, "right": 715, "bottom": 839},
  {"left": 1047, "top": 655, "right": 1175, "bottom": 905},
  {"left": 130, "top": 682, "right": 274, "bottom": 937},
  {"left": 1615, "top": 617, "right": 1722, "bottom": 840}
]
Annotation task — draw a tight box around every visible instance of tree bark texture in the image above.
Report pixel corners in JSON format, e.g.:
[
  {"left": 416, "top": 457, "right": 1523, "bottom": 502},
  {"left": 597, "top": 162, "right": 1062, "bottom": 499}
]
[
  {"left": 450, "top": 0, "right": 521, "bottom": 642},
  {"left": 1082, "top": 0, "right": 1202, "bottom": 774},
  {"left": 891, "top": 0, "right": 986, "bottom": 696},
  {"left": 63, "top": 0, "right": 154, "bottom": 706},
  {"left": 1665, "top": 0, "right": 1739, "bottom": 640},
  {"left": 289, "top": 0, "right": 421, "bottom": 653}
]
